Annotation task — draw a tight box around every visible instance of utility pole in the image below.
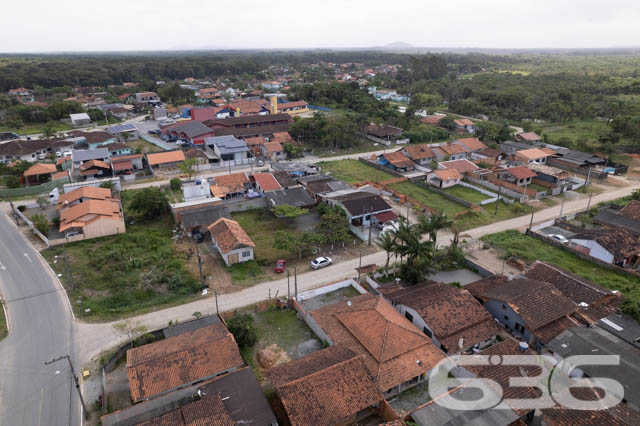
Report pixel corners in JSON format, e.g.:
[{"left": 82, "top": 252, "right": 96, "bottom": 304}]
[
  {"left": 528, "top": 210, "right": 535, "bottom": 231},
  {"left": 406, "top": 203, "right": 411, "bottom": 223},
  {"left": 294, "top": 266, "right": 298, "bottom": 301},
  {"left": 559, "top": 195, "right": 566, "bottom": 218},
  {"left": 586, "top": 165, "right": 592, "bottom": 186},
  {"left": 214, "top": 288, "right": 219, "bottom": 314},
  {"left": 287, "top": 270, "right": 291, "bottom": 301},
  {"left": 587, "top": 188, "right": 594, "bottom": 210},
  {"left": 45, "top": 356, "right": 88, "bottom": 419},
  {"left": 494, "top": 182, "right": 503, "bottom": 216},
  {"left": 357, "top": 252, "right": 362, "bottom": 283},
  {"left": 367, "top": 208, "right": 373, "bottom": 246},
  {"left": 195, "top": 240, "right": 204, "bottom": 286}
]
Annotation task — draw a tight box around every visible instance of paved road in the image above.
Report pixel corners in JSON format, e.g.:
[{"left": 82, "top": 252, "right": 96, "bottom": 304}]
[
  {"left": 0, "top": 214, "right": 79, "bottom": 426},
  {"left": 76, "top": 180, "right": 640, "bottom": 365}
]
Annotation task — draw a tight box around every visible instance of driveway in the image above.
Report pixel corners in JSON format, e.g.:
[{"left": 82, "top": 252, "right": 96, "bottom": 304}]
[
  {"left": 134, "top": 120, "right": 176, "bottom": 151},
  {"left": 0, "top": 214, "right": 79, "bottom": 426}
]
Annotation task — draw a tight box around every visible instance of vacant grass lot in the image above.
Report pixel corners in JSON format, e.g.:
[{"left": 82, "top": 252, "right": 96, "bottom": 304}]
[
  {"left": 388, "top": 182, "right": 468, "bottom": 217},
  {"left": 443, "top": 185, "right": 490, "bottom": 204},
  {"left": 42, "top": 189, "right": 200, "bottom": 321},
  {"left": 129, "top": 138, "right": 163, "bottom": 153},
  {"left": 455, "top": 202, "right": 535, "bottom": 231},
  {"left": 0, "top": 121, "right": 72, "bottom": 136},
  {"left": 316, "top": 159, "right": 395, "bottom": 184},
  {"left": 239, "top": 308, "right": 320, "bottom": 381},
  {"left": 482, "top": 230, "right": 640, "bottom": 320}
]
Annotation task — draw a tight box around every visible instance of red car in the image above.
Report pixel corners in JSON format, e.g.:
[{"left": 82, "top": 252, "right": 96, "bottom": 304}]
[{"left": 275, "top": 259, "right": 287, "bottom": 273}]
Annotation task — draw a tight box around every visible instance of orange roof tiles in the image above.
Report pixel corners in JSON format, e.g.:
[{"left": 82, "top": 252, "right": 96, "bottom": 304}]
[
  {"left": 136, "top": 393, "right": 234, "bottom": 426},
  {"left": 24, "top": 163, "right": 57, "bottom": 176},
  {"left": 146, "top": 150, "right": 186, "bottom": 166},
  {"left": 271, "top": 132, "right": 293, "bottom": 143},
  {"left": 402, "top": 144, "right": 435, "bottom": 160},
  {"left": 438, "top": 142, "right": 469, "bottom": 155},
  {"left": 265, "top": 346, "right": 382, "bottom": 426},
  {"left": 505, "top": 165, "right": 537, "bottom": 180},
  {"left": 440, "top": 159, "right": 480, "bottom": 174},
  {"left": 57, "top": 186, "right": 112, "bottom": 209},
  {"left": 252, "top": 173, "right": 282, "bottom": 191},
  {"left": 263, "top": 141, "right": 284, "bottom": 153},
  {"left": 433, "top": 169, "right": 461, "bottom": 181},
  {"left": 207, "top": 218, "right": 255, "bottom": 254},
  {"left": 214, "top": 172, "right": 248, "bottom": 186},
  {"left": 59, "top": 199, "right": 122, "bottom": 232},
  {"left": 518, "top": 131, "right": 541, "bottom": 141},
  {"left": 456, "top": 137, "right": 487, "bottom": 151},
  {"left": 382, "top": 151, "right": 415, "bottom": 168},
  {"left": 52, "top": 171, "right": 69, "bottom": 181},
  {"left": 516, "top": 148, "right": 552, "bottom": 161},
  {"left": 127, "top": 323, "right": 244, "bottom": 402},
  {"left": 244, "top": 136, "right": 267, "bottom": 146},
  {"left": 79, "top": 159, "right": 110, "bottom": 170},
  {"left": 454, "top": 118, "right": 474, "bottom": 127},
  {"left": 310, "top": 294, "right": 445, "bottom": 393}
]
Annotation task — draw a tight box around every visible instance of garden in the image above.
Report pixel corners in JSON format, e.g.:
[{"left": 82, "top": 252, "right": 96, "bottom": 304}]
[{"left": 315, "top": 159, "right": 395, "bottom": 184}]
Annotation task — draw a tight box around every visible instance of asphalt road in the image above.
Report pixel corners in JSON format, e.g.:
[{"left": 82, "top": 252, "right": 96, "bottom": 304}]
[{"left": 0, "top": 213, "right": 78, "bottom": 426}]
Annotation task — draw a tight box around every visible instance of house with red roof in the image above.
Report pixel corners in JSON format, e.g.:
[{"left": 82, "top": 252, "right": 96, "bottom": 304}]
[
  {"left": 454, "top": 118, "right": 476, "bottom": 134},
  {"left": 499, "top": 166, "right": 538, "bottom": 187},
  {"left": 251, "top": 173, "right": 282, "bottom": 193}
]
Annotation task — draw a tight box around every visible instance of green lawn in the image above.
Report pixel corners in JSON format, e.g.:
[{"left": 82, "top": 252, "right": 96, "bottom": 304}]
[
  {"left": 454, "top": 201, "right": 535, "bottom": 231},
  {"left": 527, "top": 182, "right": 549, "bottom": 193},
  {"left": 539, "top": 119, "right": 633, "bottom": 151},
  {"left": 41, "top": 189, "right": 200, "bottom": 321},
  {"left": 0, "top": 299, "right": 7, "bottom": 341},
  {"left": 0, "top": 121, "right": 72, "bottom": 136},
  {"left": 129, "top": 138, "right": 163, "bottom": 153},
  {"left": 443, "top": 185, "right": 490, "bottom": 204},
  {"left": 316, "top": 159, "right": 395, "bottom": 184},
  {"left": 232, "top": 209, "right": 299, "bottom": 264},
  {"left": 482, "top": 230, "right": 640, "bottom": 321},
  {"left": 388, "top": 182, "right": 468, "bottom": 217}
]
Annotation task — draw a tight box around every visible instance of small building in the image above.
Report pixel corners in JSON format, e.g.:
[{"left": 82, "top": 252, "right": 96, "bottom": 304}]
[
  {"left": 177, "top": 204, "right": 230, "bottom": 233},
  {"left": 210, "top": 172, "right": 250, "bottom": 199},
  {"left": 68, "top": 130, "right": 117, "bottom": 149},
  {"left": 382, "top": 281, "right": 502, "bottom": 354},
  {"left": 71, "top": 148, "right": 110, "bottom": 170},
  {"left": 261, "top": 141, "right": 285, "bottom": 161},
  {"left": 471, "top": 147, "right": 508, "bottom": 165},
  {"left": 466, "top": 276, "right": 578, "bottom": 350},
  {"left": 569, "top": 229, "right": 640, "bottom": 267},
  {"left": 110, "top": 154, "right": 143, "bottom": 175},
  {"left": 365, "top": 124, "right": 404, "bottom": 146},
  {"left": 204, "top": 135, "right": 252, "bottom": 167},
  {"left": 101, "top": 142, "right": 132, "bottom": 157},
  {"left": 551, "top": 147, "right": 606, "bottom": 170},
  {"left": 69, "top": 113, "right": 91, "bottom": 127},
  {"left": 208, "top": 218, "right": 256, "bottom": 266},
  {"left": 265, "top": 346, "right": 384, "bottom": 426},
  {"left": 106, "top": 123, "right": 139, "bottom": 142},
  {"left": 453, "top": 118, "right": 476, "bottom": 133},
  {"left": 78, "top": 159, "right": 112, "bottom": 179},
  {"left": 271, "top": 170, "right": 297, "bottom": 189},
  {"left": 516, "top": 131, "right": 542, "bottom": 144},
  {"left": 252, "top": 172, "right": 282, "bottom": 193},
  {"left": 428, "top": 168, "right": 461, "bottom": 188},
  {"left": 265, "top": 187, "right": 316, "bottom": 210},
  {"left": 275, "top": 100, "right": 310, "bottom": 116},
  {"left": 499, "top": 140, "right": 532, "bottom": 155},
  {"left": 433, "top": 142, "right": 469, "bottom": 161},
  {"left": 146, "top": 150, "right": 186, "bottom": 172},
  {"left": 134, "top": 91, "right": 160, "bottom": 104},
  {"left": 401, "top": 144, "right": 435, "bottom": 166},
  {"left": 514, "top": 148, "right": 553, "bottom": 165},
  {"left": 59, "top": 198, "right": 125, "bottom": 239},
  {"left": 377, "top": 151, "right": 415, "bottom": 172},
  {"left": 23, "top": 163, "right": 57, "bottom": 185},
  {"left": 165, "top": 121, "right": 215, "bottom": 145},
  {"left": 455, "top": 137, "right": 487, "bottom": 153},
  {"left": 438, "top": 158, "right": 480, "bottom": 176},
  {"left": 270, "top": 161, "right": 318, "bottom": 177},
  {"left": 329, "top": 191, "right": 392, "bottom": 227},
  {"left": 499, "top": 165, "right": 537, "bottom": 187},
  {"left": 57, "top": 186, "right": 112, "bottom": 210}
]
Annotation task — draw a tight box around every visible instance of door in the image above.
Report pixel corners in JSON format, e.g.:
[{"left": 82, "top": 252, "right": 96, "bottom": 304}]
[{"left": 228, "top": 253, "right": 239, "bottom": 265}]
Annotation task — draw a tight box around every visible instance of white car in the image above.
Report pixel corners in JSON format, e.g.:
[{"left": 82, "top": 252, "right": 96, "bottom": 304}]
[
  {"left": 311, "top": 256, "right": 333, "bottom": 270},
  {"left": 550, "top": 234, "right": 569, "bottom": 243}
]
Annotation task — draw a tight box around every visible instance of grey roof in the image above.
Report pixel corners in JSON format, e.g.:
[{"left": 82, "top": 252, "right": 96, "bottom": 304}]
[
  {"left": 326, "top": 180, "right": 352, "bottom": 192},
  {"left": 106, "top": 123, "right": 136, "bottom": 134},
  {"left": 270, "top": 161, "right": 318, "bottom": 175},
  {"left": 554, "top": 148, "right": 606, "bottom": 165},
  {"left": 170, "top": 121, "right": 212, "bottom": 138},
  {"left": 297, "top": 174, "right": 333, "bottom": 184},
  {"left": 163, "top": 315, "right": 222, "bottom": 339},
  {"left": 98, "top": 103, "right": 125, "bottom": 111},
  {"left": 266, "top": 187, "right": 316, "bottom": 208},
  {"left": 72, "top": 148, "right": 109, "bottom": 162},
  {"left": 499, "top": 140, "right": 531, "bottom": 152},
  {"left": 179, "top": 205, "right": 230, "bottom": 230},
  {"left": 411, "top": 386, "right": 519, "bottom": 426},
  {"left": 597, "top": 313, "right": 640, "bottom": 349},
  {"left": 547, "top": 326, "right": 640, "bottom": 411},
  {"left": 593, "top": 209, "right": 640, "bottom": 236},
  {"left": 340, "top": 194, "right": 392, "bottom": 216},
  {"left": 204, "top": 135, "right": 249, "bottom": 154}
]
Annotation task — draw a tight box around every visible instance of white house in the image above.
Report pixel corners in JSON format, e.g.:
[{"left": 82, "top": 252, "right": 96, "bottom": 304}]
[
  {"left": 428, "top": 169, "right": 461, "bottom": 188},
  {"left": 70, "top": 113, "right": 91, "bottom": 127},
  {"left": 207, "top": 218, "right": 256, "bottom": 266}
]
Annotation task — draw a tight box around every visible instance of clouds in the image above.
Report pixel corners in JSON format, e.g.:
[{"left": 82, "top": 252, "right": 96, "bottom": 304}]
[{"left": 1, "top": 0, "right": 639, "bottom": 52}]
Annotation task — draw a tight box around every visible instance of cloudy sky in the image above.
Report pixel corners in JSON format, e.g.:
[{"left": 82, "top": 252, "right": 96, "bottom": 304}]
[{"left": 1, "top": 0, "right": 639, "bottom": 52}]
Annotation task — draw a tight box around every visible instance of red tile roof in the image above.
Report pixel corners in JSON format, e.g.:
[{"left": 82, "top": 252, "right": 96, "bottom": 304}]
[
  {"left": 207, "top": 218, "right": 255, "bottom": 254},
  {"left": 79, "top": 159, "right": 111, "bottom": 170},
  {"left": 265, "top": 346, "right": 382, "bottom": 426},
  {"left": 402, "top": 144, "right": 435, "bottom": 160},
  {"left": 214, "top": 172, "right": 248, "bottom": 186},
  {"left": 454, "top": 118, "right": 474, "bottom": 127},
  {"left": 59, "top": 199, "right": 122, "bottom": 232},
  {"left": 57, "top": 186, "right": 112, "bottom": 209},
  {"left": 439, "top": 159, "right": 480, "bottom": 174},
  {"left": 505, "top": 165, "right": 537, "bottom": 180},
  {"left": 127, "top": 323, "right": 244, "bottom": 402},
  {"left": 24, "top": 163, "right": 57, "bottom": 177},
  {"left": 263, "top": 141, "right": 283, "bottom": 153},
  {"left": 382, "top": 151, "right": 415, "bottom": 168},
  {"left": 310, "top": 294, "right": 445, "bottom": 393},
  {"left": 136, "top": 393, "right": 234, "bottom": 426},
  {"left": 146, "top": 150, "right": 186, "bottom": 166},
  {"left": 456, "top": 137, "right": 487, "bottom": 151},
  {"left": 438, "top": 142, "right": 469, "bottom": 155},
  {"left": 252, "top": 173, "right": 282, "bottom": 191},
  {"left": 433, "top": 169, "right": 461, "bottom": 181},
  {"left": 619, "top": 200, "right": 640, "bottom": 221},
  {"left": 518, "top": 132, "right": 541, "bottom": 141}
]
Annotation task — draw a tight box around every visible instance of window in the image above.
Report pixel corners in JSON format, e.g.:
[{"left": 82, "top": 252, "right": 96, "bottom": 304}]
[
  {"left": 515, "top": 323, "right": 525, "bottom": 333},
  {"left": 423, "top": 327, "right": 432, "bottom": 338},
  {"left": 504, "top": 315, "right": 509, "bottom": 322},
  {"left": 405, "top": 311, "right": 413, "bottom": 322},
  {"left": 242, "top": 250, "right": 251, "bottom": 258},
  {"left": 502, "top": 304, "right": 507, "bottom": 310}
]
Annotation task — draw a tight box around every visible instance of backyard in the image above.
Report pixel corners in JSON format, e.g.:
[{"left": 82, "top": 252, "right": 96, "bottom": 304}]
[
  {"left": 388, "top": 181, "right": 468, "bottom": 217},
  {"left": 41, "top": 189, "right": 202, "bottom": 321},
  {"left": 316, "top": 159, "right": 395, "bottom": 184},
  {"left": 443, "top": 185, "right": 492, "bottom": 204},
  {"left": 129, "top": 138, "right": 163, "bottom": 153},
  {"left": 482, "top": 230, "right": 640, "bottom": 320},
  {"left": 238, "top": 307, "right": 321, "bottom": 382}
]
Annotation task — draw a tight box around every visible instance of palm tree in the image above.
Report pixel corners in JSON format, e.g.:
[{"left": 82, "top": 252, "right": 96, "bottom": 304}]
[
  {"left": 390, "top": 218, "right": 436, "bottom": 284},
  {"left": 376, "top": 231, "right": 396, "bottom": 269},
  {"left": 417, "top": 213, "right": 452, "bottom": 246}
]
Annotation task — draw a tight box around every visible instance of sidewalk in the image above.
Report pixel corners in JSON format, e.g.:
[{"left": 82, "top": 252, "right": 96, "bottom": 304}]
[{"left": 74, "top": 180, "right": 640, "bottom": 365}]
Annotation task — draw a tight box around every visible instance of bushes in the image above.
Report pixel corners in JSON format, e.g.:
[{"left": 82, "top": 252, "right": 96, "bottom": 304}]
[
  {"left": 128, "top": 187, "right": 168, "bottom": 219},
  {"left": 30, "top": 214, "right": 50, "bottom": 235},
  {"left": 227, "top": 313, "right": 258, "bottom": 348},
  {"left": 169, "top": 178, "right": 182, "bottom": 191}
]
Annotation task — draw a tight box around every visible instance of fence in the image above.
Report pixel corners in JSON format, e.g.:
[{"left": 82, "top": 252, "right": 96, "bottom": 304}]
[
  {"left": 410, "top": 177, "right": 474, "bottom": 208},
  {"left": 222, "top": 196, "right": 267, "bottom": 213},
  {"left": 296, "top": 279, "right": 366, "bottom": 302},
  {"left": 547, "top": 158, "right": 609, "bottom": 182},
  {"left": 467, "top": 176, "right": 526, "bottom": 202},
  {"left": 458, "top": 181, "right": 499, "bottom": 205},
  {"left": 14, "top": 207, "right": 50, "bottom": 247},
  {"left": 358, "top": 157, "right": 405, "bottom": 178},
  {"left": 0, "top": 176, "right": 69, "bottom": 198}
]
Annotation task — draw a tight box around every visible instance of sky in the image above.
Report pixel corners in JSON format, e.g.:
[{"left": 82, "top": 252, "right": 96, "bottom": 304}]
[{"left": 1, "top": 0, "right": 640, "bottom": 52}]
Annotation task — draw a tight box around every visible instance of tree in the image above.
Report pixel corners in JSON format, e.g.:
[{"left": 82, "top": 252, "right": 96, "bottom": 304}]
[
  {"left": 113, "top": 320, "right": 148, "bottom": 345},
  {"left": 170, "top": 178, "right": 182, "bottom": 191},
  {"left": 99, "top": 181, "right": 115, "bottom": 190},
  {"left": 227, "top": 313, "right": 257, "bottom": 347},
  {"left": 316, "top": 205, "right": 350, "bottom": 246},
  {"left": 272, "top": 230, "right": 324, "bottom": 259},
  {"left": 129, "top": 187, "right": 168, "bottom": 219},
  {"left": 273, "top": 204, "right": 307, "bottom": 219},
  {"left": 178, "top": 158, "right": 197, "bottom": 181},
  {"left": 391, "top": 218, "right": 436, "bottom": 284},
  {"left": 273, "top": 230, "right": 297, "bottom": 253},
  {"left": 36, "top": 195, "right": 49, "bottom": 209},
  {"left": 30, "top": 214, "right": 50, "bottom": 235},
  {"left": 377, "top": 231, "right": 397, "bottom": 269},
  {"left": 283, "top": 143, "right": 304, "bottom": 159},
  {"left": 416, "top": 213, "right": 452, "bottom": 247}
]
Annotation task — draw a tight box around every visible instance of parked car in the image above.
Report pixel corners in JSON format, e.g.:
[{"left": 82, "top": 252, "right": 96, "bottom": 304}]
[
  {"left": 550, "top": 234, "right": 569, "bottom": 243},
  {"left": 65, "top": 230, "right": 81, "bottom": 238},
  {"left": 176, "top": 140, "right": 187, "bottom": 146},
  {"left": 275, "top": 259, "right": 287, "bottom": 273},
  {"left": 310, "top": 256, "right": 333, "bottom": 270},
  {"left": 148, "top": 129, "right": 161, "bottom": 135},
  {"left": 257, "top": 160, "right": 264, "bottom": 167}
]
